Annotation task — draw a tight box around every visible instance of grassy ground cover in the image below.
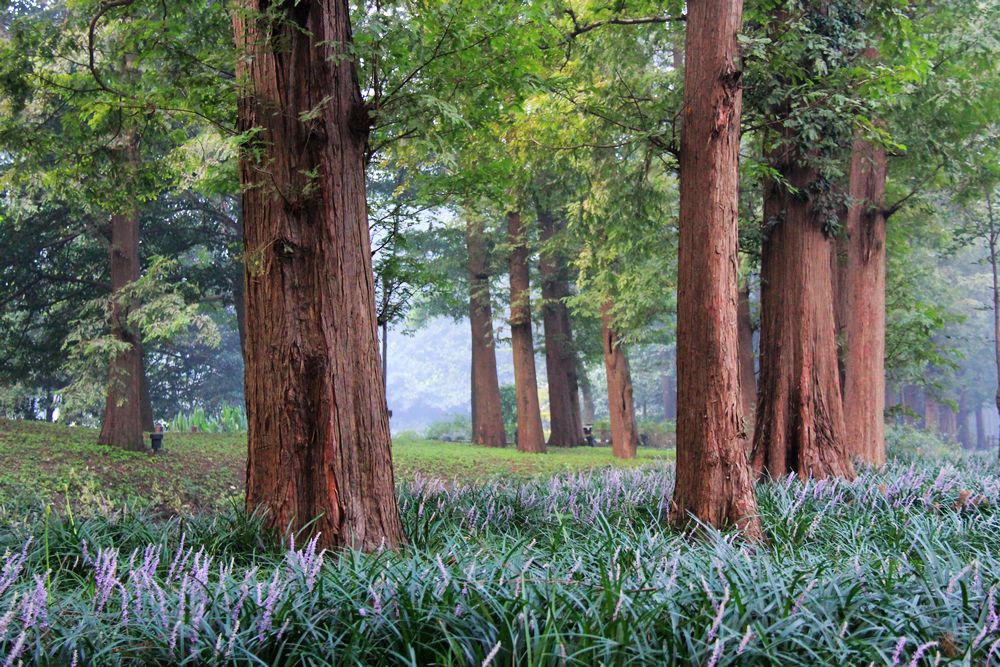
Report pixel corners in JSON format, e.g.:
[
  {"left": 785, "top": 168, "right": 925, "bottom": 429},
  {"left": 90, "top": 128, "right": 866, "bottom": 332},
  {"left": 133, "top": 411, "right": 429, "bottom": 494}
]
[{"left": 0, "top": 420, "right": 672, "bottom": 513}]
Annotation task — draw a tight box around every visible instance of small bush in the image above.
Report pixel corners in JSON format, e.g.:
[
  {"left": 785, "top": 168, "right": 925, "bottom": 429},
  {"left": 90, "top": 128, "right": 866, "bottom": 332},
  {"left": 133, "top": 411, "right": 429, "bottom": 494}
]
[{"left": 424, "top": 414, "right": 471, "bottom": 442}]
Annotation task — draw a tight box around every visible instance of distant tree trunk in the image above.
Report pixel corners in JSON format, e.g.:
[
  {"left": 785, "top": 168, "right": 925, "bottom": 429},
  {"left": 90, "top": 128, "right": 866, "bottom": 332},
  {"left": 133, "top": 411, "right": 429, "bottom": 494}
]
[
  {"left": 233, "top": 0, "right": 404, "bottom": 551},
  {"left": 139, "top": 351, "right": 154, "bottom": 431},
  {"left": 466, "top": 218, "right": 506, "bottom": 447},
  {"left": 737, "top": 279, "right": 756, "bottom": 423},
  {"left": 537, "top": 202, "right": 582, "bottom": 446},
  {"left": 986, "top": 191, "right": 1000, "bottom": 458},
  {"left": 976, "top": 404, "right": 987, "bottom": 450},
  {"left": 601, "top": 303, "right": 638, "bottom": 459},
  {"left": 842, "top": 63, "right": 888, "bottom": 467},
  {"left": 669, "top": 0, "right": 761, "bottom": 538},
  {"left": 923, "top": 394, "right": 939, "bottom": 433},
  {"left": 938, "top": 403, "right": 957, "bottom": 442},
  {"left": 661, "top": 348, "right": 676, "bottom": 420},
  {"left": 956, "top": 397, "right": 972, "bottom": 449},
  {"left": 580, "top": 374, "right": 596, "bottom": 425},
  {"left": 98, "top": 135, "right": 145, "bottom": 452},
  {"left": 752, "top": 139, "right": 854, "bottom": 481},
  {"left": 506, "top": 211, "right": 546, "bottom": 453},
  {"left": 902, "top": 384, "right": 922, "bottom": 425}
]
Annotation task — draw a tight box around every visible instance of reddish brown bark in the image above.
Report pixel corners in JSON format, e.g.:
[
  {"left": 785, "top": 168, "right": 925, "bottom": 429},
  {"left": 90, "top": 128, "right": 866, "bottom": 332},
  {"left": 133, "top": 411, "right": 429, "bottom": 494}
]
[
  {"left": 923, "top": 395, "right": 938, "bottom": 433},
  {"left": 537, "top": 204, "right": 583, "bottom": 446},
  {"left": 466, "top": 218, "right": 506, "bottom": 447},
  {"left": 842, "top": 84, "right": 888, "bottom": 467},
  {"left": 601, "top": 303, "right": 638, "bottom": 459},
  {"left": 737, "top": 279, "right": 756, "bottom": 423},
  {"left": 98, "top": 203, "right": 145, "bottom": 452},
  {"left": 506, "top": 211, "right": 546, "bottom": 453},
  {"left": 233, "top": 0, "right": 404, "bottom": 551},
  {"left": 669, "top": 0, "right": 761, "bottom": 537},
  {"left": 752, "top": 149, "right": 855, "bottom": 480}
]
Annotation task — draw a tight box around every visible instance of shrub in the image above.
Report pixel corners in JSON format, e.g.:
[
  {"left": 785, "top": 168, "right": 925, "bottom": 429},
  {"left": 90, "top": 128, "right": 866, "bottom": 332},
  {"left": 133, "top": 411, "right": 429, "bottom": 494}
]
[{"left": 424, "top": 414, "right": 471, "bottom": 442}]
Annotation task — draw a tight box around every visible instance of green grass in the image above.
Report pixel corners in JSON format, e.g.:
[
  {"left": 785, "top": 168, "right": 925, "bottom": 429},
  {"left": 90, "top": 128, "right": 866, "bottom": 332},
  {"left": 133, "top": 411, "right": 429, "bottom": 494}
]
[{"left": 0, "top": 419, "right": 671, "bottom": 514}]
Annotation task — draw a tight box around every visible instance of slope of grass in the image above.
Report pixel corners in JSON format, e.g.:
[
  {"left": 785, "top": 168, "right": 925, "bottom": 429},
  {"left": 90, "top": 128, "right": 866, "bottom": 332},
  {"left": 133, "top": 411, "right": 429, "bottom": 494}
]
[{"left": 0, "top": 420, "right": 671, "bottom": 514}]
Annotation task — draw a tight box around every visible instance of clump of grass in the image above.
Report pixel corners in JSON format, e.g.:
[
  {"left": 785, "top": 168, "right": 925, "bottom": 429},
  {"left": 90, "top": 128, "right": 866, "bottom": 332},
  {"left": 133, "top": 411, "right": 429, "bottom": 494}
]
[{"left": 1, "top": 447, "right": 998, "bottom": 665}]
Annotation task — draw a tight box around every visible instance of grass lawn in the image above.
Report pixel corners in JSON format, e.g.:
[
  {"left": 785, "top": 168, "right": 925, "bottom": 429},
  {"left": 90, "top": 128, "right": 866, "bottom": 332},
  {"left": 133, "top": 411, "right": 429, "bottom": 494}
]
[{"left": 0, "top": 419, "right": 672, "bottom": 513}]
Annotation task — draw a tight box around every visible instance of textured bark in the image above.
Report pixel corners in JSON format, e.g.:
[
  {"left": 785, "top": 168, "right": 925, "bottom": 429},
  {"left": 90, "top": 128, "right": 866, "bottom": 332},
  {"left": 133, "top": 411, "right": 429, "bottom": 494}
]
[
  {"left": 98, "top": 203, "right": 146, "bottom": 452},
  {"left": 233, "top": 0, "right": 404, "bottom": 551},
  {"left": 752, "top": 149, "right": 855, "bottom": 480},
  {"left": 466, "top": 218, "right": 506, "bottom": 447},
  {"left": 601, "top": 303, "right": 638, "bottom": 459},
  {"left": 669, "top": 0, "right": 761, "bottom": 537},
  {"left": 537, "top": 204, "right": 583, "bottom": 446},
  {"left": 842, "top": 79, "right": 888, "bottom": 467},
  {"left": 737, "top": 279, "right": 756, "bottom": 422},
  {"left": 506, "top": 211, "right": 546, "bottom": 453}
]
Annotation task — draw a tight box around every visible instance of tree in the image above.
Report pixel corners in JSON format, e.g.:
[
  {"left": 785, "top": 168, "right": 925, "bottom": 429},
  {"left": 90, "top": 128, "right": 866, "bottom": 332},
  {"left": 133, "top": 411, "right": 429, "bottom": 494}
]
[
  {"left": 506, "top": 210, "right": 546, "bottom": 453},
  {"left": 466, "top": 216, "right": 506, "bottom": 446},
  {"left": 233, "top": 1, "right": 404, "bottom": 550},
  {"left": 601, "top": 302, "right": 637, "bottom": 459},
  {"left": 536, "top": 188, "right": 583, "bottom": 446},
  {"left": 669, "top": 0, "right": 761, "bottom": 536}
]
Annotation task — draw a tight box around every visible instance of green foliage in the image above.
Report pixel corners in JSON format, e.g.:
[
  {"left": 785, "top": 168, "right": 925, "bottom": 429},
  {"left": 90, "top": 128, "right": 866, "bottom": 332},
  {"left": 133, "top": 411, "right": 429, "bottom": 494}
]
[{"left": 167, "top": 405, "right": 247, "bottom": 434}]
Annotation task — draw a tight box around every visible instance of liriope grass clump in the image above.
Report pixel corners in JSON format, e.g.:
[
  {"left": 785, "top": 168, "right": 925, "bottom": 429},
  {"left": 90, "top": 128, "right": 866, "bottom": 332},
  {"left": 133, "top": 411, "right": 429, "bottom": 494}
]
[{"left": 1, "top": 453, "right": 999, "bottom": 665}]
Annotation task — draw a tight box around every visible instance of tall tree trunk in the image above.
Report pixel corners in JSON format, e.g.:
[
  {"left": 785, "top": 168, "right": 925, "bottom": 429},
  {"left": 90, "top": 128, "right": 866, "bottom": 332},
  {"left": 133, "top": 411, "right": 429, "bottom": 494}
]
[
  {"left": 737, "top": 279, "right": 756, "bottom": 423},
  {"left": 233, "top": 0, "right": 404, "bottom": 551},
  {"left": 752, "top": 146, "right": 855, "bottom": 481},
  {"left": 537, "top": 203, "right": 582, "bottom": 446},
  {"left": 841, "top": 68, "right": 888, "bottom": 466},
  {"left": 466, "top": 218, "right": 506, "bottom": 446},
  {"left": 140, "top": 351, "right": 154, "bottom": 431},
  {"left": 601, "top": 303, "right": 638, "bottom": 459},
  {"left": 987, "top": 191, "right": 1000, "bottom": 458},
  {"left": 98, "top": 136, "right": 145, "bottom": 452},
  {"left": 580, "top": 374, "right": 596, "bottom": 425},
  {"left": 902, "top": 384, "right": 922, "bottom": 425},
  {"left": 938, "top": 403, "right": 957, "bottom": 442},
  {"left": 976, "top": 404, "right": 987, "bottom": 450},
  {"left": 506, "top": 211, "right": 546, "bottom": 453},
  {"left": 956, "top": 396, "right": 971, "bottom": 449},
  {"left": 669, "top": 0, "right": 761, "bottom": 537},
  {"left": 923, "top": 394, "right": 939, "bottom": 432}
]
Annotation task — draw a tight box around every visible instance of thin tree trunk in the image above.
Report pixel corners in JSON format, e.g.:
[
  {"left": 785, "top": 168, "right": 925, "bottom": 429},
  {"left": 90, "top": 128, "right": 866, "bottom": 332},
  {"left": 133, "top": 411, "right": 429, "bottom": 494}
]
[
  {"left": 233, "top": 0, "right": 404, "bottom": 551},
  {"left": 938, "top": 403, "right": 957, "bottom": 442},
  {"left": 987, "top": 191, "right": 1000, "bottom": 459},
  {"left": 506, "top": 211, "right": 546, "bottom": 453},
  {"left": 669, "top": 0, "right": 761, "bottom": 537},
  {"left": 737, "top": 279, "right": 756, "bottom": 423},
  {"left": 140, "top": 350, "right": 154, "bottom": 431},
  {"left": 923, "top": 394, "right": 939, "bottom": 432},
  {"left": 580, "top": 374, "right": 596, "bottom": 425},
  {"left": 842, "top": 61, "right": 888, "bottom": 466},
  {"left": 752, "top": 142, "right": 855, "bottom": 481},
  {"left": 601, "top": 303, "right": 638, "bottom": 459},
  {"left": 956, "top": 396, "right": 971, "bottom": 449},
  {"left": 466, "top": 218, "right": 506, "bottom": 446},
  {"left": 537, "top": 202, "right": 583, "bottom": 446},
  {"left": 976, "top": 404, "right": 987, "bottom": 450}
]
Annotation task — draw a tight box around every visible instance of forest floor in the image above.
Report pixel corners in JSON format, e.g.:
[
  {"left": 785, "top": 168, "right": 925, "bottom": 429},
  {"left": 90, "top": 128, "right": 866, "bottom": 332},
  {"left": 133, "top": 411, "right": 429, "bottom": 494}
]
[{"left": 0, "top": 419, "right": 673, "bottom": 514}]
